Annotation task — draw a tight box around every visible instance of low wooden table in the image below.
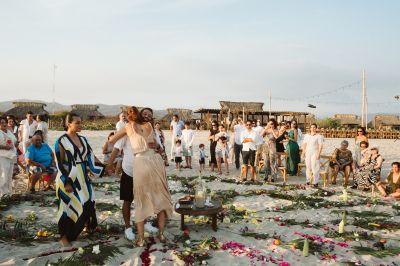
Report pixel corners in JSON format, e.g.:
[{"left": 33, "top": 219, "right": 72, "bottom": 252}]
[{"left": 174, "top": 200, "right": 223, "bottom": 231}]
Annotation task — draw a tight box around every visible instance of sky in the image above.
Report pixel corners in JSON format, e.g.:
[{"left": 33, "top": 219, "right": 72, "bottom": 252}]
[{"left": 0, "top": 0, "right": 399, "bottom": 116}]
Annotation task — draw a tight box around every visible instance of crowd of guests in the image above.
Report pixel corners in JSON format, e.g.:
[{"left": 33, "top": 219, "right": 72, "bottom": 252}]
[
  {"left": 1, "top": 109, "right": 399, "bottom": 250},
  {"left": 160, "top": 115, "right": 399, "bottom": 198},
  {"left": 0, "top": 112, "right": 53, "bottom": 196}
]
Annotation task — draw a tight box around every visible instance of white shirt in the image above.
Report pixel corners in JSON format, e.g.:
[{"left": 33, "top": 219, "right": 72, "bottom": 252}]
[
  {"left": 303, "top": 133, "right": 324, "bottom": 154},
  {"left": 240, "top": 129, "right": 257, "bottom": 151},
  {"left": 37, "top": 121, "right": 48, "bottom": 143},
  {"left": 20, "top": 119, "right": 37, "bottom": 141},
  {"left": 171, "top": 120, "right": 184, "bottom": 137},
  {"left": 174, "top": 145, "right": 183, "bottom": 157},
  {"left": 297, "top": 128, "right": 303, "bottom": 147},
  {"left": 253, "top": 126, "right": 264, "bottom": 146},
  {"left": 234, "top": 124, "right": 245, "bottom": 145},
  {"left": 116, "top": 120, "right": 127, "bottom": 131},
  {"left": 181, "top": 129, "right": 194, "bottom": 148},
  {"left": 113, "top": 136, "right": 134, "bottom": 177}
]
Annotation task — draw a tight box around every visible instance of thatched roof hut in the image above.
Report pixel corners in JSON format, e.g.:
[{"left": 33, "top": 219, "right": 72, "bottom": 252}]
[
  {"left": 333, "top": 114, "right": 361, "bottom": 128},
  {"left": 4, "top": 101, "right": 48, "bottom": 120},
  {"left": 374, "top": 115, "right": 400, "bottom": 130},
  {"left": 157, "top": 108, "right": 193, "bottom": 128},
  {"left": 71, "top": 104, "right": 104, "bottom": 120},
  {"left": 219, "top": 101, "right": 264, "bottom": 113}
]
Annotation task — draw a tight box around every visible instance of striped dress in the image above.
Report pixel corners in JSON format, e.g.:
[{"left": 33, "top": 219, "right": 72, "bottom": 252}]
[{"left": 55, "top": 134, "right": 104, "bottom": 242}]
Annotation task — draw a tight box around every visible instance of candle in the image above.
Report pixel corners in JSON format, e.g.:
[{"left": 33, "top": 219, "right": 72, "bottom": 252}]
[
  {"left": 339, "top": 219, "right": 345, "bottom": 234},
  {"left": 302, "top": 238, "right": 309, "bottom": 257},
  {"left": 342, "top": 189, "right": 348, "bottom": 202},
  {"left": 195, "top": 191, "right": 205, "bottom": 208}
]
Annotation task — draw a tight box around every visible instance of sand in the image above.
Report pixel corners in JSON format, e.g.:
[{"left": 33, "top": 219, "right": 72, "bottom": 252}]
[{"left": 1, "top": 130, "right": 399, "bottom": 266}]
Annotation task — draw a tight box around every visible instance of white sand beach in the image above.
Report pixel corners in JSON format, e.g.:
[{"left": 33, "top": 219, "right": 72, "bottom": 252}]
[{"left": 1, "top": 130, "right": 400, "bottom": 266}]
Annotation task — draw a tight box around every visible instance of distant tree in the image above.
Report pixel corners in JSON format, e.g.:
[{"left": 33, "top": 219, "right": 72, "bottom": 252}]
[{"left": 316, "top": 118, "right": 340, "bottom": 129}]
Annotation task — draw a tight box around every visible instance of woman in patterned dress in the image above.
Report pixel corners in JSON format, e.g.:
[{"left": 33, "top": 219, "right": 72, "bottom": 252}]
[
  {"left": 55, "top": 113, "right": 104, "bottom": 247},
  {"left": 352, "top": 145, "right": 383, "bottom": 191}
]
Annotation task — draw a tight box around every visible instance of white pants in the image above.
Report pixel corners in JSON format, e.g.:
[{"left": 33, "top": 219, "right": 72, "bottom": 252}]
[
  {"left": 305, "top": 152, "right": 320, "bottom": 184},
  {"left": 0, "top": 157, "right": 13, "bottom": 197}
]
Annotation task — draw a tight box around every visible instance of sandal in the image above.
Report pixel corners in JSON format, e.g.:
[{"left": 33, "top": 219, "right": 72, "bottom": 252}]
[
  {"left": 158, "top": 232, "right": 166, "bottom": 243},
  {"left": 134, "top": 238, "right": 146, "bottom": 247}
]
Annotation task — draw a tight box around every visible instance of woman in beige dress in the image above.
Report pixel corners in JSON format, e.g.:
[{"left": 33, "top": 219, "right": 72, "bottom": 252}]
[{"left": 110, "top": 106, "right": 173, "bottom": 246}]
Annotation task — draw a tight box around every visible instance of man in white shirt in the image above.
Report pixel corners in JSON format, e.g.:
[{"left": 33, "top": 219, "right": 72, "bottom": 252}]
[
  {"left": 36, "top": 114, "right": 49, "bottom": 143},
  {"left": 19, "top": 111, "right": 38, "bottom": 155},
  {"left": 181, "top": 121, "right": 194, "bottom": 169},
  {"left": 233, "top": 118, "right": 245, "bottom": 170},
  {"left": 116, "top": 112, "right": 127, "bottom": 131},
  {"left": 301, "top": 123, "right": 324, "bottom": 188},
  {"left": 240, "top": 121, "right": 257, "bottom": 181},
  {"left": 252, "top": 120, "right": 265, "bottom": 173},
  {"left": 169, "top": 114, "right": 184, "bottom": 160}
]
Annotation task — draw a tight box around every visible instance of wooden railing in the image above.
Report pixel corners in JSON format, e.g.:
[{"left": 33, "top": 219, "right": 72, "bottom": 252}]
[{"left": 304, "top": 129, "right": 400, "bottom": 139}]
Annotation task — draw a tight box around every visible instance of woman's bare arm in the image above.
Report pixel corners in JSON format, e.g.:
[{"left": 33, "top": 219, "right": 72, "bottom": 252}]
[{"left": 109, "top": 126, "right": 127, "bottom": 145}]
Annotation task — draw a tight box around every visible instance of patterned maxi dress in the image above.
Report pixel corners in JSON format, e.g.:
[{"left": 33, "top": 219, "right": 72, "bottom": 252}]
[
  {"left": 353, "top": 154, "right": 382, "bottom": 189},
  {"left": 55, "top": 134, "right": 104, "bottom": 242}
]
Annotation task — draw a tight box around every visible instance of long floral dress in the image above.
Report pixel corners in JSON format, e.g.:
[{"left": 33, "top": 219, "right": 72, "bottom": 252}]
[{"left": 353, "top": 154, "right": 382, "bottom": 189}]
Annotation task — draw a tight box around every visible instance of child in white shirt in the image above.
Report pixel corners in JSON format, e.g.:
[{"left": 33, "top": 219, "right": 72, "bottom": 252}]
[{"left": 174, "top": 140, "right": 183, "bottom": 171}]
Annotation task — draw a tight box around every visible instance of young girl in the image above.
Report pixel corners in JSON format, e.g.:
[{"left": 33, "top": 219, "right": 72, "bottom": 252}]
[
  {"left": 174, "top": 139, "right": 183, "bottom": 171},
  {"left": 102, "top": 132, "right": 121, "bottom": 176},
  {"left": 215, "top": 125, "right": 229, "bottom": 175},
  {"left": 199, "top": 144, "right": 206, "bottom": 173}
]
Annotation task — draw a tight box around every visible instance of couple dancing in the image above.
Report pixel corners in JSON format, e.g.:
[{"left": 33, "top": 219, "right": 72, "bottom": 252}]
[{"left": 109, "top": 106, "right": 173, "bottom": 246}]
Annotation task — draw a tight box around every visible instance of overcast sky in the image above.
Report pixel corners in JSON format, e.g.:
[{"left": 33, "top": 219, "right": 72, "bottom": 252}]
[{"left": 0, "top": 0, "right": 399, "bottom": 116}]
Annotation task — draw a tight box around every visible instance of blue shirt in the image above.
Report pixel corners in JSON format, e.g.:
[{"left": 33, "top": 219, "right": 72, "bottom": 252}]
[{"left": 25, "top": 143, "right": 53, "bottom": 168}]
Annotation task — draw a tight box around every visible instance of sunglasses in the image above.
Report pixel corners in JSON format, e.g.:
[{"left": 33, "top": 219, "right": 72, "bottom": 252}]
[{"left": 358, "top": 130, "right": 363, "bottom": 132}]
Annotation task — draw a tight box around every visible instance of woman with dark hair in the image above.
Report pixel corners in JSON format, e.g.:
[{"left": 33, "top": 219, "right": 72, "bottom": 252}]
[
  {"left": 110, "top": 106, "right": 172, "bottom": 246},
  {"left": 354, "top": 126, "right": 368, "bottom": 167},
  {"left": 7, "top": 115, "right": 18, "bottom": 138},
  {"left": 55, "top": 113, "right": 104, "bottom": 247},
  {"left": 261, "top": 119, "right": 279, "bottom": 182},
  {"left": 0, "top": 116, "right": 17, "bottom": 197},
  {"left": 208, "top": 120, "right": 219, "bottom": 172},
  {"left": 377, "top": 162, "right": 400, "bottom": 198},
  {"left": 286, "top": 120, "right": 300, "bottom": 176}
]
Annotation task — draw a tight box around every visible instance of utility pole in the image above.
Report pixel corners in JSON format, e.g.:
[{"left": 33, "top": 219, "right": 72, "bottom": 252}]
[
  {"left": 269, "top": 89, "right": 272, "bottom": 116},
  {"left": 361, "top": 69, "right": 366, "bottom": 127}
]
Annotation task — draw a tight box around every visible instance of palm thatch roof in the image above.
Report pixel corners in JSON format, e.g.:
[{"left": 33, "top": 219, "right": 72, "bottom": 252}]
[
  {"left": 297, "top": 114, "right": 316, "bottom": 124},
  {"left": 4, "top": 101, "right": 48, "bottom": 120},
  {"left": 374, "top": 115, "right": 400, "bottom": 127},
  {"left": 163, "top": 108, "right": 192, "bottom": 121},
  {"left": 71, "top": 104, "right": 104, "bottom": 120},
  {"left": 219, "top": 101, "right": 264, "bottom": 113},
  {"left": 333, "top": 114, "right": 361, "bottom": 126}
]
